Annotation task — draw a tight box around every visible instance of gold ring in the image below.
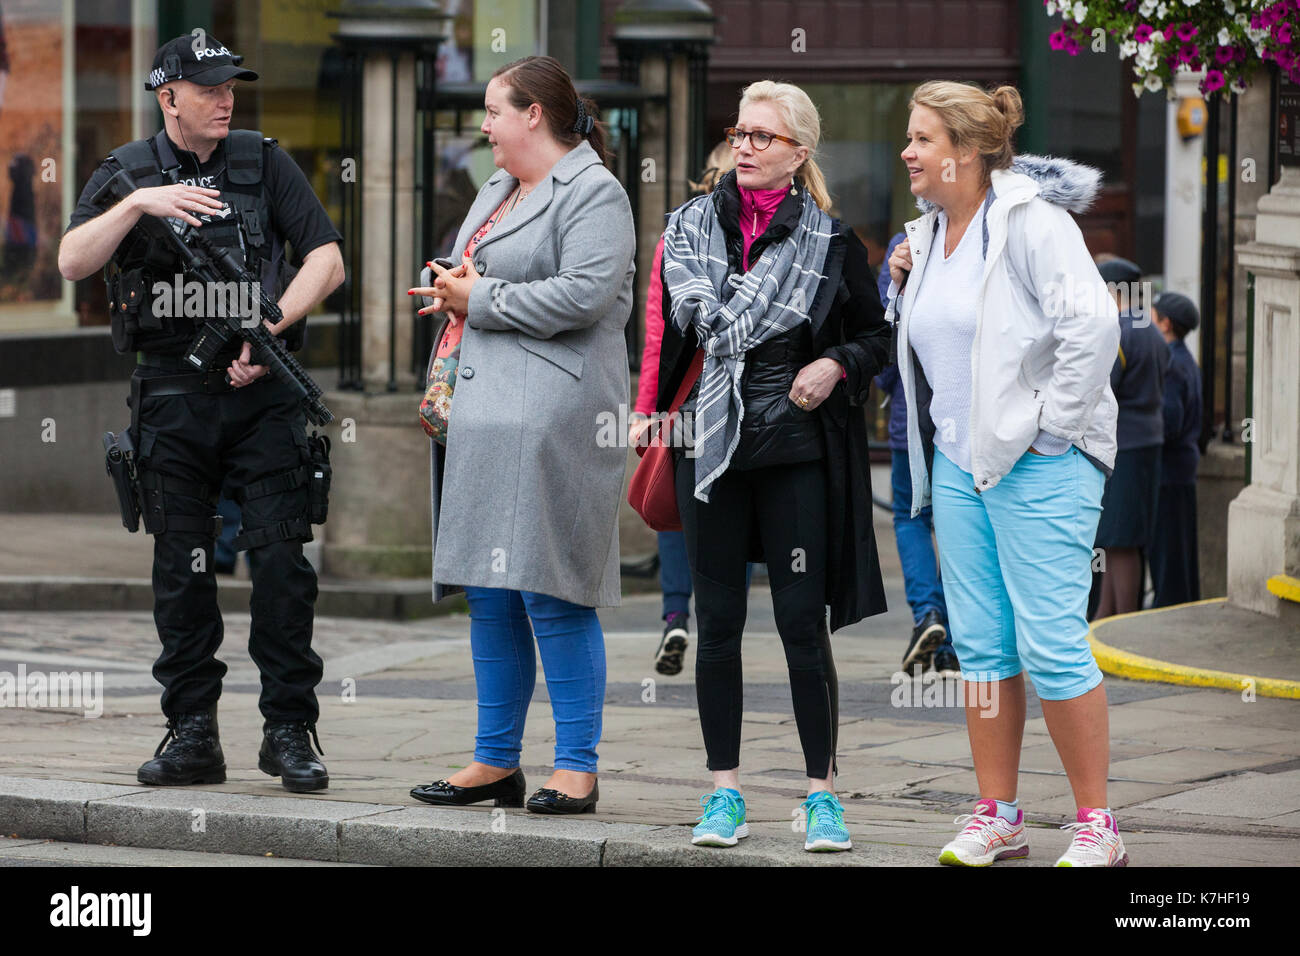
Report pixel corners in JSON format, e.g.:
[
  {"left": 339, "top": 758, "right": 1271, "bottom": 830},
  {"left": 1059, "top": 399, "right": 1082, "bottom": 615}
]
[{"left": 797, "top": 396, "right": 809, "bottom": 407}]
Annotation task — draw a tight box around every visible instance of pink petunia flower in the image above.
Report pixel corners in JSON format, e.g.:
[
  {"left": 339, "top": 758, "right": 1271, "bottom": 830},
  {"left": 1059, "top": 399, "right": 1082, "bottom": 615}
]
[
  {"left": 1174, "top": 22, "right": 1198, "bottom": 42},
  {"left": 1134, "top": 24, "right": 1154, "bottom": 44},
  {"left": 1202, "top": 70, "right": 1225, "bottom": 93},
  {"left": 1049, "top": 28, "right": 1067, "bottom": 51}
]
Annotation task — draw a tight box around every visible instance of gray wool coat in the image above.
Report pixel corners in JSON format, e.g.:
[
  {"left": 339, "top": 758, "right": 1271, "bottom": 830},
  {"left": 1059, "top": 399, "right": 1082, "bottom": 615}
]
[{"left": 429, "top": 140, "right": 636, "bottom": 608}]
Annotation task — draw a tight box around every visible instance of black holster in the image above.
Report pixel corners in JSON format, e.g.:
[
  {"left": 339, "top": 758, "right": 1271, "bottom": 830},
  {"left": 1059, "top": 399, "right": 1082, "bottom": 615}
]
[
  {"left": 103, "top": 429, "right": 142, "bottom": 532},
  {"left": 306, "top": 431, "right": 331, "bottom": 524}
]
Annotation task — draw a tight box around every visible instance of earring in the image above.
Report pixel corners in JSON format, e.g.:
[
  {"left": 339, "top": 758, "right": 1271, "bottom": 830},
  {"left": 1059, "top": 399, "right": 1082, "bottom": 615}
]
[{"left": 789, "top": 178, "right": 797, "bottom": 196}]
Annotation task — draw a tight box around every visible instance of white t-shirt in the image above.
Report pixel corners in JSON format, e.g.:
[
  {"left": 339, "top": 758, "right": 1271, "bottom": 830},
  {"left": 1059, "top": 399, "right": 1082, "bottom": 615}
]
[{"left": 907, "top": 205, "right": 984, "bottom": 474}]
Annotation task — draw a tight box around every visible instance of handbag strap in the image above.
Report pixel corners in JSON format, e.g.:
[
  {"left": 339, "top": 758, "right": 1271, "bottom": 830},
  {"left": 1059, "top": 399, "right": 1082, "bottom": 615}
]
[{"left": 668, "top": 350, "right": 704, "bottom": 414}]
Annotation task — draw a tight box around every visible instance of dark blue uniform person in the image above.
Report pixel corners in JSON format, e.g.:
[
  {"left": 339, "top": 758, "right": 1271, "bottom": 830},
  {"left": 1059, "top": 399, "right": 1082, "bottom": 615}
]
[
  {"left": 1148, "top": 292, "right": 1202, "bottom": 606},
  {"left": 60, "top": 36, "right": 344, "bottom": 791},
  {"left": 1090, "top": 257, "right": 1169, "bottom": 619}
]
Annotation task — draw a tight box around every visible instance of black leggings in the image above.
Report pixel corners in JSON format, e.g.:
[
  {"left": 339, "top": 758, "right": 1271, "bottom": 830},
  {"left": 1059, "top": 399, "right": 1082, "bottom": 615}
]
[{"left": 675, "top": 455, "right": 839, "bottom": 779}]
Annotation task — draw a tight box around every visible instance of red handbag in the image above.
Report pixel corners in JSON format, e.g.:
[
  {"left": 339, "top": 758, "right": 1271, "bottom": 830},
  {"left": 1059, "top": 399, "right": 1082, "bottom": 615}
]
[{"left": 627, "top": 350, "right": 703, "bottom": 532}]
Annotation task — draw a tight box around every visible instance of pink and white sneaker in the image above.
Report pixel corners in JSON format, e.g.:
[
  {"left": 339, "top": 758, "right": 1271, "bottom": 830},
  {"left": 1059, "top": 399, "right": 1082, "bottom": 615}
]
[
  {"left": 938, "top": 798, "right": 1030, "bottom": 866},
  {"left": 1055, "top": 808, "right": 1130, "bottom": 867}
]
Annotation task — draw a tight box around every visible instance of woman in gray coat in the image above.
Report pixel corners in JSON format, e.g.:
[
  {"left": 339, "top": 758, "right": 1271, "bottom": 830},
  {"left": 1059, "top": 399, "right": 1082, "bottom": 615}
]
[{"left": 407, "top": 56, "right": 635, "bottom": 814}]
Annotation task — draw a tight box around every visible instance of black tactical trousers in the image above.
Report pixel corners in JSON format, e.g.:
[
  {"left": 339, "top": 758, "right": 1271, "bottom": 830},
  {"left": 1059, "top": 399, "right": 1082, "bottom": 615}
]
[{"left": 131, "top": 365, "right": 322, "bottom": 723}]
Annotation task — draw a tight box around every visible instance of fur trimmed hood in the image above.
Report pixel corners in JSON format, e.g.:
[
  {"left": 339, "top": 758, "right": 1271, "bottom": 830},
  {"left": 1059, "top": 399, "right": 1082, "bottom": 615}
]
[{"left": 916, "top": 153, "right": 1103, "bottom": 215}]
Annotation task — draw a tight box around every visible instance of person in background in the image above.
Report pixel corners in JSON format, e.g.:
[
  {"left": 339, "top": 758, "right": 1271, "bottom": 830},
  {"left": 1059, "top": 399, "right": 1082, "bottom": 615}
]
[
  {"left": 2, "top": 154, "right": 36, "bottom": 283},
  {"left": 1090, "top": 256, "right": 1168, "bottom": 619},
  {"left": 1148, "top": 292, "right": 1202, "bottom": 607},
  {"left": 874, "top": 230, "right": 956, "bottom": 677},
  {"left": 0, "top": 4, "right": 8, "bottom": 116},
  {"left": 631, "top": 141, "right": 735, "bottom": 676},
  {"left": 854, "top": 220, "right": 893, "bottom": 279}
]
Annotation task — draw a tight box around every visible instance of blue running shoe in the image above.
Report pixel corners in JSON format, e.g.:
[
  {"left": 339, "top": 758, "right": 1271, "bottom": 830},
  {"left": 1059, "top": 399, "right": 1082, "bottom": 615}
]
[
  {"left": 801, "top": 791, "right": 852, "bottom": 852},
  {"left": 692, "top": 787, "right": 749, "bottom": 847}
]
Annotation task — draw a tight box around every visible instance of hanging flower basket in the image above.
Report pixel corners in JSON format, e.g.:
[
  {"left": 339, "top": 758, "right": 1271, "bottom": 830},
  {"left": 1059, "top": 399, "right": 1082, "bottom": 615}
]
[{"left": 1042, "top": 0, "right": 1300, "bottom": 98}]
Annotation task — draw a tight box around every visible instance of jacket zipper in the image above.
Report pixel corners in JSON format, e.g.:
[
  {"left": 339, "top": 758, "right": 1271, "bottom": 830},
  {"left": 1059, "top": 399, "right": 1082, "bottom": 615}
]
[{"left": 752, "top": 211, "right": 758, "bottom": 238}]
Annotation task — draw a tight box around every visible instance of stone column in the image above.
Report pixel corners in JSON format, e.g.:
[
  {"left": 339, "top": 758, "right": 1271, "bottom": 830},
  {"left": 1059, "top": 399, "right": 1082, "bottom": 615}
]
[
  {"left": 321, "top": 1, "right": 448, "bottom": 579},
  {"left": 1227, "top": 165, "right": 1300, "bottom": 622},
  {"left": 613, "top": 1, "right": 715, "bottom": 343},
  {"left": 360, "top": 51, "right": 418, "bottom": 392},
  {"left": 1165, "top": 70, "right": 1206, "bottom": 359}
]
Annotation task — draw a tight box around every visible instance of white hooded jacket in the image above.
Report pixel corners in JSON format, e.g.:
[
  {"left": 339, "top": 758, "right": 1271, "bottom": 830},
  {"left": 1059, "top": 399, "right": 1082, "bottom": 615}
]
[{"left": 885, "top": 154, "right": 1120, "bottom": 518}]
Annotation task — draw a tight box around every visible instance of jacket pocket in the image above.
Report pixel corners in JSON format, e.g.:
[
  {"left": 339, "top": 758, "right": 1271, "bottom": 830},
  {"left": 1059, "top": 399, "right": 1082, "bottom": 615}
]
[{"left": 519, "top": 335, "right": 584, "bottom": 379}]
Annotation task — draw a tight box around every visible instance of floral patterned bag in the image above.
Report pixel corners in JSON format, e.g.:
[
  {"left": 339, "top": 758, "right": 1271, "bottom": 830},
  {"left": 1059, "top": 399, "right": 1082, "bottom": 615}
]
[
  {"left": 418, "top": 192, "right": 512, "bottom": 444},
  {"left": 419, "top": 318, "right": 464, "bottom": 445}
]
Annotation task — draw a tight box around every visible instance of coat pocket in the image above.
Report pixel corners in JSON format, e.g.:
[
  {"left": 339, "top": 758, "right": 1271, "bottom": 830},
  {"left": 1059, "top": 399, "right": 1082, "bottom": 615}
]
[{"left": 519, "top": 335, "right": 584, "bottom": 379}]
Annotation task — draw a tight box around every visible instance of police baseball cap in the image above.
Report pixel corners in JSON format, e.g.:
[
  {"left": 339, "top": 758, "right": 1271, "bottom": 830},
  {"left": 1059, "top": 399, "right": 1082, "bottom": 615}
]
[{"left": 145, "top": 34, "right": 259, "bottom": 91}]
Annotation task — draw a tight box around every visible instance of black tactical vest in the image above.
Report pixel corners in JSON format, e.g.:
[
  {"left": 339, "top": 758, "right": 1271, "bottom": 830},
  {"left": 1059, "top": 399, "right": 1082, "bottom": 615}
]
[{"left": 103, "top": 129, "right": 285, "bottom": 356}]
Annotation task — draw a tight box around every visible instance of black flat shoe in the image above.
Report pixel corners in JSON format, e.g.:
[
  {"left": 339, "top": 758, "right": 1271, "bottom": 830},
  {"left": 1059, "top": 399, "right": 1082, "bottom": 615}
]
[
  {"left": 410, "top": 768, "right": 526, "bottom": 807},
  {"left": 526, "top": 779, "right": 599, "bottom": 814}
]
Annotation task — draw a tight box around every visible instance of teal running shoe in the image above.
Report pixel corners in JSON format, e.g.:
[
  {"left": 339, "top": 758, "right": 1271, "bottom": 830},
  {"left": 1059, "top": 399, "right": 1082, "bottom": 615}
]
[
  {"left": 692, "top": 787, "right": 749, "bottom": 847},
  {"left": 801, "top": 791, "right": 852, "bottom": 852}
]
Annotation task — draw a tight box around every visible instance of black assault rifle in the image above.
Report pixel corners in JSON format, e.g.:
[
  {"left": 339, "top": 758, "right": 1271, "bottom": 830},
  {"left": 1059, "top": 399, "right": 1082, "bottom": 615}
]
[{"left": 92, "top": 168, "right": 334, "bottom": 426}]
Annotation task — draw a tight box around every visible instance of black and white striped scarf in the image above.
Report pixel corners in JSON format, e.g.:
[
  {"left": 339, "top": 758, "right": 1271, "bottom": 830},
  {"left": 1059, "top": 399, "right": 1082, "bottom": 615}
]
[{"left": 662, "top": 188, "right": 834, "bottom": 502}]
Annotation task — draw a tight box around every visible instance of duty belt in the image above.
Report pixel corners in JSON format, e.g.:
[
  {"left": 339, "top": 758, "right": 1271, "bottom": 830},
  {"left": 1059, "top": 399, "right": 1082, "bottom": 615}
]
[{"left": 136, "top": 352, "right": 235, "bottom": 395}]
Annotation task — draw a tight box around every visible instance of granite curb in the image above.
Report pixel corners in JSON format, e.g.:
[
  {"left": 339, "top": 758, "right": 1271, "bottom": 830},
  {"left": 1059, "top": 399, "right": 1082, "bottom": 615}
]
[{"left": 0, "top": 775, "right": 892, "bottom": 866}]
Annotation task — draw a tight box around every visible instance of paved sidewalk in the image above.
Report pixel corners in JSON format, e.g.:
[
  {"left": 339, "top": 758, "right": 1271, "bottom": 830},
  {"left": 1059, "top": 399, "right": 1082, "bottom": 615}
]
[{"left": 1, "top": 585, "right": 1297, "bottom": 865}]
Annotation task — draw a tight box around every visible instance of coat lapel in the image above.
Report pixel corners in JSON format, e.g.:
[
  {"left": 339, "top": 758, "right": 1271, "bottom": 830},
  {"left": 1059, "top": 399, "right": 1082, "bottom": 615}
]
[
  {"left": 469, "top": 141, "right": 602, "bottom": 255},
  {"left": 469, "top": 174, "right": 554, "bottom": 253},
  {"left": 452, "top": 170, "right": 516, "bottom": 258}
]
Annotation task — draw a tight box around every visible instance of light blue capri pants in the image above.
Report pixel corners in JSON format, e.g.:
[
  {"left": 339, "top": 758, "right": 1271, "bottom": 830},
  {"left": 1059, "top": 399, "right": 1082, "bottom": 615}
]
[{"left": 930, "top": 446, "right": 1106, "bottom": 700}]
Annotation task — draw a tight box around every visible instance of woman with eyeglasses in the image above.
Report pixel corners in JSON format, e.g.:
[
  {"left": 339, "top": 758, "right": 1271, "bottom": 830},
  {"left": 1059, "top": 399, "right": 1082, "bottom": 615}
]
[{"left": 655, "top": 80, "right": 891, "bottom": 853}]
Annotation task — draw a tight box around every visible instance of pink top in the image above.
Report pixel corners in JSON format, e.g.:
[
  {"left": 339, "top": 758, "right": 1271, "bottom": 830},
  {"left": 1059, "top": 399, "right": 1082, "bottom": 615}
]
[
  {"left": 739, "top": 184, "right": 789, "bottom": 270},
  {"left": 634, "top": 234, "right": 667, "bottom": 415},
  {"left": 436, "top": 194, "right": 509, "bottom": 358}
]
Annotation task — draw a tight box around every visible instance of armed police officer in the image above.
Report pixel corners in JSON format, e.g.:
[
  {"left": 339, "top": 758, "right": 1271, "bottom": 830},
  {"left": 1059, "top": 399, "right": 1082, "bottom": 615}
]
[{"left": 58, "top": 34, "right": 344, "bottom": 792}]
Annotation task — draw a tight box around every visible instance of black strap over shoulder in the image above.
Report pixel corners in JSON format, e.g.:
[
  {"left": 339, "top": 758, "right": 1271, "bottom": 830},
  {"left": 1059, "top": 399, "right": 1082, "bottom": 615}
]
[
  {"left": 109, "top": 137, "right": 170, "bottom": 188},
  {"left": 226, "top": 129, "right": 270, "bottom": 185},
  {"left": 111, "top": 129, "right": 273, "bottom": 187}
]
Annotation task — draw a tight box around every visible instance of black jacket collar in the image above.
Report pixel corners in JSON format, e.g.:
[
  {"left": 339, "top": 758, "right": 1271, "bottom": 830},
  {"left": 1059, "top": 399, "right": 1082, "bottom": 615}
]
[{"left": 711, "top": 169, "right": 805, "bottom": 251}]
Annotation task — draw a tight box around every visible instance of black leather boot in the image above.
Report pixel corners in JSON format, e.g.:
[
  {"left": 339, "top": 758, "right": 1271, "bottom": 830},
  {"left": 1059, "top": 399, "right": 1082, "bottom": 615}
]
[
  {"left": 258, "top": 720, "right": 329, "bottom": 792},
  {"left": 137, "top": 707, "right": 226, "bottom": 786}
]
